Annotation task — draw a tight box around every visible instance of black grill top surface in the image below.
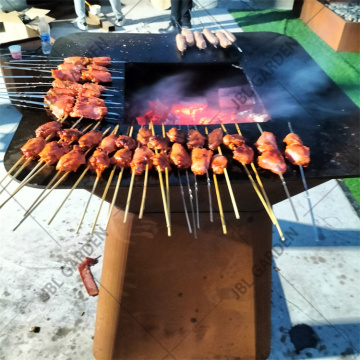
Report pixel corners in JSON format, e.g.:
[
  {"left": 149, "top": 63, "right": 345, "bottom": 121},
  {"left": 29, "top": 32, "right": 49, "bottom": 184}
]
[{"left": 3, "top": 32, "right": 359, "bottom": 191}]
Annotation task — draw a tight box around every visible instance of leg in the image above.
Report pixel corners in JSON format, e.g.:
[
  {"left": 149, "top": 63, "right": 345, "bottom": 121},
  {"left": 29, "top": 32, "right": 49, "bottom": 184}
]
[
  {"left": 170, "top": 0, "right": 183, "bottom": 26},
  {"left": 73, "top": 0, "right": 86, "bottom": 24},
  {"left": 180, "top": 0, "right": 192, "bottom": 27},
  {"left": 108, "top": 0, "right": 124, "bottom": 20}
]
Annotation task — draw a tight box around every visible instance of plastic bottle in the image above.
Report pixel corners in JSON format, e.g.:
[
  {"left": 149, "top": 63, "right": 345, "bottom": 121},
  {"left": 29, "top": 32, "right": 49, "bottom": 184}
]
[{"left": 38, "top": 17, "right": 52, "bottom": 55}]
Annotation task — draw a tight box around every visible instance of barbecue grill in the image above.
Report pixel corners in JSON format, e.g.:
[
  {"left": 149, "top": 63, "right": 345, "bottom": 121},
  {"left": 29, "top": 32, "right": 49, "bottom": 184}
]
[{"left": 2, "top": 32, "right": 359, "bottom": 359}]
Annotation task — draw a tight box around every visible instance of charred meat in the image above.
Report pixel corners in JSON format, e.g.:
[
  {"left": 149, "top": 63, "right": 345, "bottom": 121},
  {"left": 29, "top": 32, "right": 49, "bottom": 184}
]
[
  {"left": 88, "top": 148, "right": 111, "bottom": 177},
  {"left": 166, "top": 127, "right": 186, "bottom": 144},
  {"left": 147, "top": 135, "right": 169, "bottom": 152},
  {"left": 223, "top": 134, "right": 245, "bottom": 150},
  {"left": 57, "top": 128, "right": 83, "bottom": 144},
  {"left": 130, "top": 146, "right": 154, "bottom": 175},
  {"left": 170, "top": 143, "right": 191, "bottom": 169},
  {"left": 208, "top": 128, "right": 223, "bottom": 151},
  {"left": 191, "top": 148, "right": 213, "bottom": 176},
  {"left": 211, "top": 154, "right": 227, "bottom": 175},
  {"left": 112, "top": 148, "right": 132, "bottom": 168},
  {"left": 99, "top": 134, "right": 117, "bottom": 154},
  {"left": 78, "top": 130, "right": 103, "bottom": 149},
  {"left": 115, "top": 135, "right": 137, "bottom": 151},
  {"left": 35, "top": 121, "right": 62, "bottom": 139},
  {"left": 38, "top": 141, "right": 70, "bottom": 165},
  {"left": 56, "top": 145, "right": 86, "bottom": 172},
  {"left": 153, "top": 152, "right": 170, "bottom": 172},
  {"left": 137, "top": 127, "right": 152, "bottom": 146},
  {"left": 187, "top": 129, "right": 205, "bottom": 150},
  {"left": 233, "top": 145, "right": 254, "bottom": 165},
  {"left": 21, "top": 137, "right": 46, "bottom": 159}
]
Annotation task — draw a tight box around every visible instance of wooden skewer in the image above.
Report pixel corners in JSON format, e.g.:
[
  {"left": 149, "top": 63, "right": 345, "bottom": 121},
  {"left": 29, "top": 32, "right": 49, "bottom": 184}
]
[
  {"left": 123, "top": 168, "right": 136, "bottom": 223},
  {"left": 162, "top": 123, "right": 171, "bottom": 230},
  {"left": 213, "top": 173, "right": 227, "bottom": 234},
  {"left": 13, "top": 172, "right": 69, "bottom": 231},
  {"left": 138, "top": 164, "right": 149, "bottom": 219},
  {"left": 149, "top": 122, "right": 171, "bottom": 235},
  {"left": 177, "top": 170, "right": 192, "bottom": 234},
  {"left": 105, "top": 167, "right": 124, "bottom": 229},
  {"left": 47, "top": 126, "right": 112, "bottom": 225},
  {"left": 0, "top": 156, "right": 25, "bottom": 186}
]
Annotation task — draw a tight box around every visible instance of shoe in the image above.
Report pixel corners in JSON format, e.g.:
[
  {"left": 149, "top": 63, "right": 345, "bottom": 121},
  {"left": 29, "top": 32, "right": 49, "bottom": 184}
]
[
  {"left": 159, "top": 23, "right": 178, "bottom": 33},
  {"left": 115, "top": 16, "right": 126, "bottom": 27},
  {"left": 74, "top": 21, "right": 88, "bottom": 31},
  {"left": 182, "top": 24, "right": 192, "bottom": 29}
]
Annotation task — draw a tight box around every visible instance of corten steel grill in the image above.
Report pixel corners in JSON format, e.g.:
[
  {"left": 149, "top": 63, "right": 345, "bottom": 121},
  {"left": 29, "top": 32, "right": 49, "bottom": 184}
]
[{"left": 3, "top": 33, "right": 360, "bottom": 359}]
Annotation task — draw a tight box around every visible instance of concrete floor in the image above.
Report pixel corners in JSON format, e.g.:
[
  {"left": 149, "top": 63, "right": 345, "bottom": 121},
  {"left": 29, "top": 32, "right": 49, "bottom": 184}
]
[{"left": 0, "top": 1, "right": 359, "bottom": 359}]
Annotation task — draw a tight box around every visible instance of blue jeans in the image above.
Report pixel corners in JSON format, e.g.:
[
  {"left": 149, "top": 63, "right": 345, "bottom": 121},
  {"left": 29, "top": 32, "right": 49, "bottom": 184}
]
[{"left": 74, "top": 0, "right": 123, "bottom": 24}]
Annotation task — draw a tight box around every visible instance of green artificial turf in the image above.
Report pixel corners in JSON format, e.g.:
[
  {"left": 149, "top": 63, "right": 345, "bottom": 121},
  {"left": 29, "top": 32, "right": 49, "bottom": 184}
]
[{"left": 230, "top": 9, "right": 360, "bottom": 203}]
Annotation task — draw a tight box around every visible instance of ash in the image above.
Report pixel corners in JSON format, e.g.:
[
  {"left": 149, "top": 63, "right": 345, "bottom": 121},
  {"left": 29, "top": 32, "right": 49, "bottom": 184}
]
[{"left": 321, "top": 1, "right": 360, "bottom": 22}]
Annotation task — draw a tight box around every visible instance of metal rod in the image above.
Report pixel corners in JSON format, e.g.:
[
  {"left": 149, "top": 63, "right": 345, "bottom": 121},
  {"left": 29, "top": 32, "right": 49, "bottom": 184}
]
[
  {"left": 194, "top": 174, "right": 200, "bottom": 229},
  {"left": 206, "top": 171, "right": 213, "bottom": 223},
  {"left": 0, "top": 65, "right": 52, "bottom": 73},
  {"left": 186, "top": 170, "right": 197, "bottom": 239},
  {"left": 177, "top": 170, "right": 192, "bottom": 234}
]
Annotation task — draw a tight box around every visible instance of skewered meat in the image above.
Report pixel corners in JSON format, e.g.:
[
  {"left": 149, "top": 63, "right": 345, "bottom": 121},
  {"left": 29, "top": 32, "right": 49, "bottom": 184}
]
[
  {"left": 87, "top": 64, "right": 108, "bottom": 72},
  {"left": 194, "top": 31, "right": 207, "bottom": 50},
  {"left": 115, "top": 135, "right": 137, "bottom": 151},
  {"left": 170, "top": 143, "right": 191, "bottom": 169},
  {"left": 57, "top": 128, "right": 83, "bottom": 144},
  {"left": 83, "top": 82, "right": 106, "bottom": 93},
  {"left": 211, "top": 154, "right": 227, "bottom": 175},
  {"left": 187, "top": 129, "right": 205, "bottom": 150},
  {"left": 181, "top": 29, "right": 195, "bottom": 47},
  {"left": 147, "top": 135, "right": 169, "bottom": 151},
  {"left": 215, "top": 31, "right": 232, "bottom": 48},
  {"left": 176, "top": 34, "right": 187, "bottom": 53},
  {"left": 21, "top": 137, "right": 46, "bottom": 159},
  {"left": 258, "top": 149, "right": 287, "bottom": 175},
  {"left": 78, "top": 130, "right": 103, "bottom": 149},
  {"left": 52, "top": 80, "right": 83, "bottom": 94},
  {"left": 153, "top": 152, "right": 170, "bottom": 172},
  {"left": 284, "top": 133, "right": 310, "bottom": 167},
  {"left": 88, "top": 148, "right": 111, "bottom": 177},
  {"left": 223, "top": 134, "right": 245, "bottom": 150},
  {"left": 38, "top": 141, "right": 70, "bottom": 165},
  {"left": 208, "top": 128, "right": 223, "bottom": 150},
  {"left": 191, "top": 148, "right": 213, "bottom": 176},
  {"left": 112, "top": 148, "right": 132, "bottom": 168},
  {"left": 58, "top": 63, "right": 85, "bottom": 72},
  {"left": 233, "top": 145, "right": 254, "bottom": 164},
  {"left": 51, "top": 69, "right": 81, "bottom": 82},
  {"left": 99, "top": 134, "right": 117, "bottom": 154},
  {"left": 35, "top": 121, "right": 62, "bottom": 139},
  {"left": 91, "top": 57, "right": 111, "bottom": 66},
  {"left": 166, "top": 127, "right": 185, "bottom": 144},
  {"left": 77, "top": 257, "right": 99, "bottom": 297},
  {"left": 64, "top": 56, "right": 91, "bottom": 66},
  {"left": 56, "top": 145, "right": 86, "bottom": 172},
  {"left": 219, "top": 29, "right": 236, "bottom": 43},
  {"left": 202, "top": 28, "right": 219, "bottom": 46},
  {"left": 75, "top": 96, "right": 105, "bottom": 107},
  {"left": 130, "top": 146, "right": 154, "bottom": 175},
  {"left": 137, "top": 127, "right": 152, "bottom": 146},
  {"left": 81, "top": 70, "right": 112, "bottom": 83},
  {"left": 70, "top": 100, "right": 107, "bottom": 120},
  {"left": 47, "top": 88, "right": 77, "bottom": 97},
  {"left": 44, "top": 94, "right": 75, "bottom": 119},
  {"left": 255, "top": 131, "right": 278, "bottom": 153}
]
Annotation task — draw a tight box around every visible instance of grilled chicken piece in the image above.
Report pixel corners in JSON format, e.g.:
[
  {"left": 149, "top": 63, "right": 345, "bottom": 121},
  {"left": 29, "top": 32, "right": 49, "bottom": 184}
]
[
  {"left": 83, "top": 82, "right": 106, "bottom": 92},
  {"left": 64, "top": 56, "right": 91, "bottom": 66},
  {"left": 187, "top": 129, "right": 205, "bottom": 150},
  {"left": 91, "top": 56, "right": 111, "bottom": 66},
  {"left": 137, "top": 128, "right": 152, "bottom": 146},
  {"left": 78, "top": 130, "right": 103, "bottom": 149},
  {"left": 233, "top": 145, "right": 254, "bottom": 165},
  {"left": 52, "top": 80, "right": 83, "bottom": 94},
  {"left": 70, "top": 101, "right": 107, "bottom": 120},
  {"left": 191, "top": 148, "right": 213, "bottom": 176},
  {"left": 38, "top": 141, "right": 70, "bottom": 165},
  {"left": 115, "top": 135, "right": 137, "bottom": 151},
  {"left": 81, "top": 70, "right": 112, "bottom": 83},
  {"left": 46, "top": 88, "right": 77, "bottom": 97},
  {"left": 51, "top": 69, "right": 81, "bottom": 82},
  {"left": 87, "top": 64, "right": 108, "bottom": 72},
  {"left": 58, "top": 63, "right": 85, "bottom": 72},
  {"left": 258, "top": 149, "right": 287, "bottom": 175},
  {"left": 285, "top": 144, "right": 310, "bottom": 167},
  {"left": 57, "top": 128, "right": 83, "bottom": 144},
  {"left": 211, "top": 154, "right": 227, "bottom": 175},
  {"left": 166, "top": 127, "right": 186, "bottom": 144},
  {"left": 223, "top": 134, "right": 245, "bottom": 150},
  {"left": 130, "top": 146, "right": 154, "bottom": 175},
  {"left": 112, "top": 148, "right": 132, "bottom": 168},
  {"left": 208, "top": 128, "right": 223, "bottom": 151},
  {"left": 283, "top": 133, "right": 303, "bottom": 146},
  {"left": 147, "top": 135, "right": 169, "bottom": 152},
  {"left": 255, "top": 131, "right": 278, "bottom": 153},
  {"left": 44, "top": 94, "right": 75, "bottom": 119},
  {"left": 170, "top": 143, "right": 191, "bottom": 169},
  {"left": 78, "top": 88, "right": 101, "bottom": 98},
  {"left": 56, "top": 145, "right": 86, "bottom": 172},
  {"left": 99, "top": 134, "right": 117, "bottom": 154},
  {"left": 153, "top": 152, "right": 170, "bottom": 172},
  {"left": 88, "top": 148, "right": 111, "bottom": 177},
  {"left": 76, "top": 96, "right": 105, "bottom": 107},
  {"left": 21, "top": 137, "right": 46, "bottom": 159},
  {"left": 35, "top": 121, "right": 62, "bottom": 139}
]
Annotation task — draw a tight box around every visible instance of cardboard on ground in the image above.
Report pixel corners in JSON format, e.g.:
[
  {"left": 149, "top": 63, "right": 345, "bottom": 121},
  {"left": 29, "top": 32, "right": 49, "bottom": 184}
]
[{"left": 0, "top": 8, "right": 54, "bottom": 44}]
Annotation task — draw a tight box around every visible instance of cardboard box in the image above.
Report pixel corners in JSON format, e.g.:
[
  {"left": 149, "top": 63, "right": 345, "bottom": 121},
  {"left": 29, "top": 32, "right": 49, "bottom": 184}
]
[
  {"left": 0, "top": 8, "right": 54, "bottom": 45},
  {"left": 300, "top": 0, "right": 360, "bottom": 52}
]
